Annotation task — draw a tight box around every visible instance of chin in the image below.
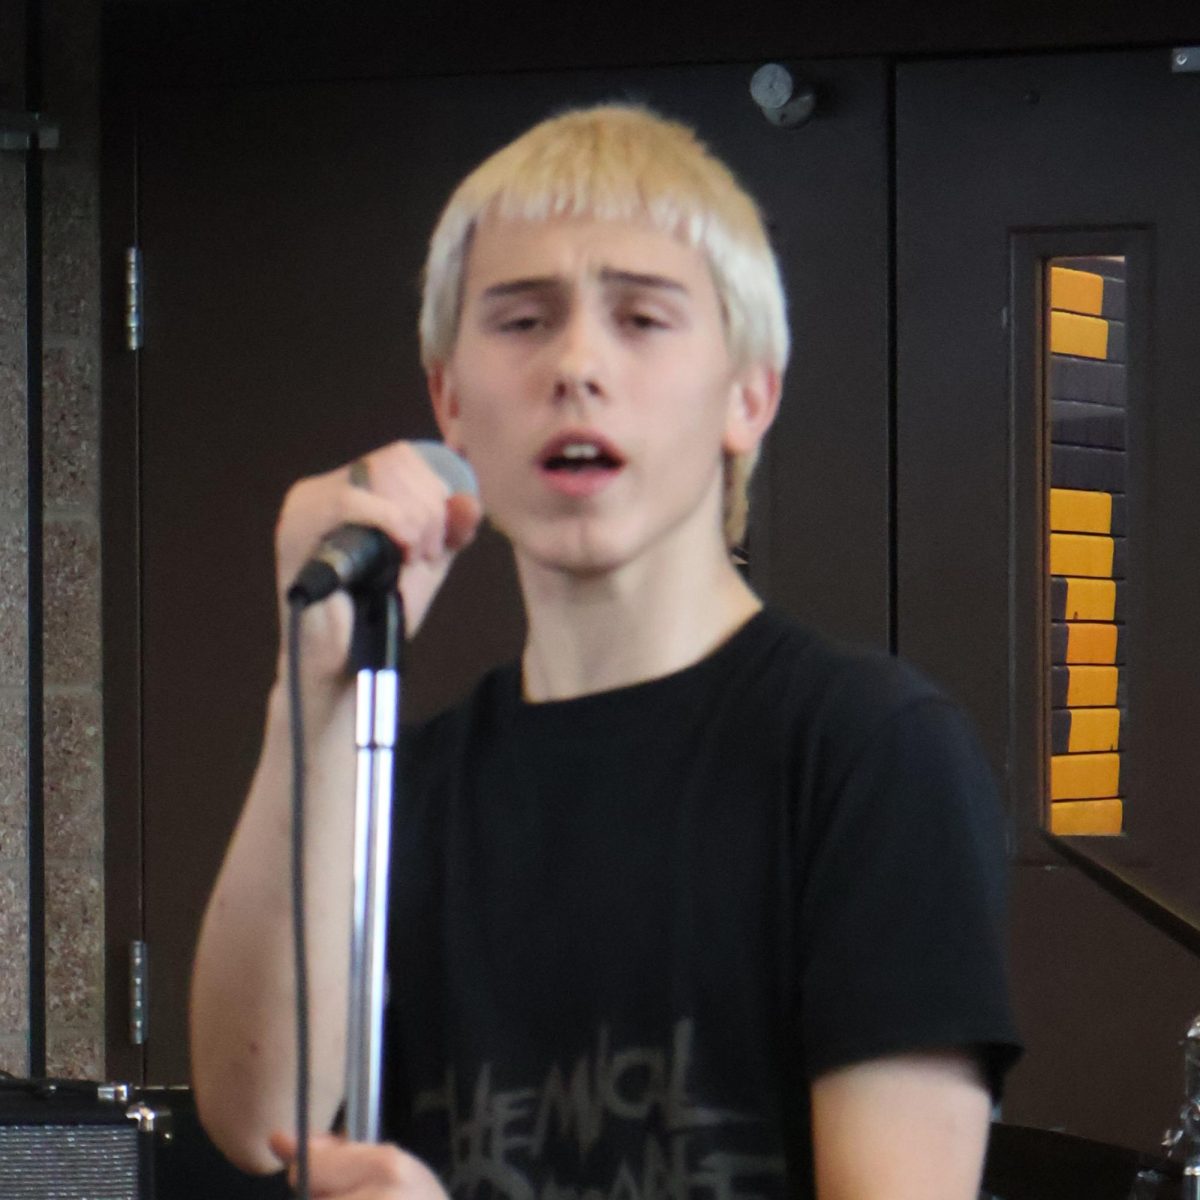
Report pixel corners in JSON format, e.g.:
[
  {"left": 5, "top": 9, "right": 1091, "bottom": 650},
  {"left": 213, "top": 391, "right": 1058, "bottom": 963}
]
[
  {"left": 512, "top": 520, "right": 642, "bottom": 580},
  {"left": 503, "top": 493, "right": 723, "bottom": 583},
  {"left": 530, "top": 541, "right": 632, "bottom": 580}
]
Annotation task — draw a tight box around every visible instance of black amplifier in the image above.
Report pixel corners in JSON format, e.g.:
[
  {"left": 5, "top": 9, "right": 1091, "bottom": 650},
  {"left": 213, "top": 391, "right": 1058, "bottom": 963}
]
[
  {"left": 0, "top": 1082, "right": 289, "bottom": 1199},
  {"left": 0, "top": 1083, "right": 155, "bottom": 1199}
]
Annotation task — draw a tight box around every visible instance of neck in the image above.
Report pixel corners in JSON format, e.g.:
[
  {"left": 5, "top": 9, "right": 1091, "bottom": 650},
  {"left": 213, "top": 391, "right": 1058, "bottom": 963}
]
[{"left": 516, "top": 536, "right": 762, "bottom": 703}]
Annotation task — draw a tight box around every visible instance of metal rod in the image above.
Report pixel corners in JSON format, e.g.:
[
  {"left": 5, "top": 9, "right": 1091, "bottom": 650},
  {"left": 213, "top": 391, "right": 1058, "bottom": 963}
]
[
  {"left": 344, "top": 672, "right": 375, "bottom": 1138},
  {"left": 345, "top": 663, "right": 400, "bottom": 1142}
]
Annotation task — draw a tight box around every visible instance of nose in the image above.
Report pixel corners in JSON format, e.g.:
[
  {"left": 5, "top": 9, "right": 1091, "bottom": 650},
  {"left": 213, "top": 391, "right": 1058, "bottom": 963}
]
[{"left": 551, "top": 306, "right": 606, "bottom": 404}]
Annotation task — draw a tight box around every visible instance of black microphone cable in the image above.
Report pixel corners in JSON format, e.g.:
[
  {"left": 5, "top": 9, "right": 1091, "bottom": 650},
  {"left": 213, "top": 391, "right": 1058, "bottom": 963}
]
[
  {"left": 287, "top": 594, "right": 312, "bottom": 1200},
  {"left": 280, "top": 442, "right": 474, "bottom": 1200}
]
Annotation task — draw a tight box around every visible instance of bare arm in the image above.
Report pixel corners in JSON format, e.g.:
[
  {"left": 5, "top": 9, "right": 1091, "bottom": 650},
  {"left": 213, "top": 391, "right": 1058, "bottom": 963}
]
[
  {"left": 189, "top": 442, "right": 480, "bottom": 1174},
  {"left": 811, "top": 1050, "right": 992, "bottom": 1200}
]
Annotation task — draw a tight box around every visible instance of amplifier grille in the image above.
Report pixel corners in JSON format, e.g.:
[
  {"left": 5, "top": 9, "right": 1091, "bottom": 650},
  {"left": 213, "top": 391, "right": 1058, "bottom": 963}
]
[{"left": 0, "top": 1124, "right": 141, "bottom": 1198}]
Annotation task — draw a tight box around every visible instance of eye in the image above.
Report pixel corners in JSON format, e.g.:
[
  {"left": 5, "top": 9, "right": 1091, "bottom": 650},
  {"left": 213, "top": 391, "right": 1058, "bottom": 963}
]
[
  {"left": 488, "top": 298, "right": 561, "bottom": 335},
  {"left": 498, "top": 314, "right": 543, "bottom": 333},
  {"left": 621, "top": 310, "right": 669, "bottom": 332}
]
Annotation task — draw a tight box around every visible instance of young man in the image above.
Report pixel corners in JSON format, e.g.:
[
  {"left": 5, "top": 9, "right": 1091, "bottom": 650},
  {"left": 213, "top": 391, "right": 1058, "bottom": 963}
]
[{"left": 191, "top": 105, "right": 1019, "bottom": 1199}]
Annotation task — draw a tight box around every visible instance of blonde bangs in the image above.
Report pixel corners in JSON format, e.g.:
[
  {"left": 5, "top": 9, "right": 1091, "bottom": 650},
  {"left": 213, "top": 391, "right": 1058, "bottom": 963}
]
[{"left": 420, "top": 105, "right": 788, "bottom": 376}]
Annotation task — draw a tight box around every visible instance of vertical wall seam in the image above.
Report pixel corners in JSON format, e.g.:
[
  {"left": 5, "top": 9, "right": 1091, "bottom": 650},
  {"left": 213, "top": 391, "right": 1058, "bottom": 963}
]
[
  {"left": 885, "top": 60, "right": 899, "bottom": 656},
  {"left": 25, "top": 0, "right": 46, "bottom": 1079}
]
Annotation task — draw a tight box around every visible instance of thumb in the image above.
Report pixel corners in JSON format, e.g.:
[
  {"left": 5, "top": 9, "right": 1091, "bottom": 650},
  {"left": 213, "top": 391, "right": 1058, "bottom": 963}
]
[
  {"left": 268, "top": 1130, "right": 296, "bottom": 1165},
  {"left": 445, "top": 493, "right": 483, "bottom": 553}
]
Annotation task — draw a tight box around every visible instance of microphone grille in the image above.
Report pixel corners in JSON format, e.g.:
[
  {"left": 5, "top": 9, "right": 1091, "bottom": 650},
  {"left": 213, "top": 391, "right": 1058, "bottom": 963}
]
[{"left": 412, "top": 440, "right": 479, "bottom": 498}]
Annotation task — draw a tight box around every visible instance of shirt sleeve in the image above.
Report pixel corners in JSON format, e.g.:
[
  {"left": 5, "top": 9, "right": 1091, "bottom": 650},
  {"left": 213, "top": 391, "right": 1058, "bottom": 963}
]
[{"left": 796, "top": 695, "right": 1022, "bottom": 1097}]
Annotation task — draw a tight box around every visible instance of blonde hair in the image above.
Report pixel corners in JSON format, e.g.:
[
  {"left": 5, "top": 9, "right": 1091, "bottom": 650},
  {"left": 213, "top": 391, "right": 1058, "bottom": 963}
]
[{"left": 419, "top": 104, "right": 789, "bottom": 548}]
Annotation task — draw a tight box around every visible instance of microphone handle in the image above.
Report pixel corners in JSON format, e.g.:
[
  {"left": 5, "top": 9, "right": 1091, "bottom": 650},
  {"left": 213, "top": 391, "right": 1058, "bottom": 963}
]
[{"left": 287, "top": 525, "right": 400, "bottom": 606}]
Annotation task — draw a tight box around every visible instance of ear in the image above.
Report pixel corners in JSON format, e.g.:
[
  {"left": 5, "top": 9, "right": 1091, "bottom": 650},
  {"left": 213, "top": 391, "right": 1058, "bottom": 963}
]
[
  {"left": 723, "top": 363, "right": 781, "bottom": 456},
  {"left": 427, "top": 361, "right": 465, "bottom": 451}
]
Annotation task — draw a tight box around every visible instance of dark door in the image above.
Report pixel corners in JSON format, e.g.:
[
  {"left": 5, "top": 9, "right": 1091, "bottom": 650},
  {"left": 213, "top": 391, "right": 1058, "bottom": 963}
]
[
  {"left": 898, "top": 50, "right": 1200, "bottom": 1148},
  {"left": 111, "top": 62, "right": 892, "bottom": 1083}
]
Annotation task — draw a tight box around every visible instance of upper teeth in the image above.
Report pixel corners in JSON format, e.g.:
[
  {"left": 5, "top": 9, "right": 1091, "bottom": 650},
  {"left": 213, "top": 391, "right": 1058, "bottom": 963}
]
[{"left": 561, "top": 443, "right": 601, "bottom": 460}]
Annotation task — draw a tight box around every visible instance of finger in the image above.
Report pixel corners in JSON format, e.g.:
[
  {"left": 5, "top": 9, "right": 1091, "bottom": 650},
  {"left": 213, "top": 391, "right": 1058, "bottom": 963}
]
[
  {"left": 268, "top": 1132, "right": 348, "bottom": 1182},
  {"left": 366, "top": 445, "right": 465, "bottom": 562},
  {"left": 311, "top": 1189, "right": 406, "bottom": 1200},
  {"left": 315, "top": 488, "right": 451, "bottom": 567},
  {"left": 272, "top": 1134, "right": 349, "bottom": 1197},
  {"left": 268, "top": 1129, "right": 296, "bottom": 1166},
  {"left": 445, "top": 493, "right": 483, "bottom": 553},
  {"left": 270, "top": 1133, "right": 444, "bottom": 1199},
  {"left": 305, "top": 1138, "right": 411, "bottom": 1192},
  {"left": 292, "top": 482, "right": 451, "bottom": 571},
  {"left": 367, "top": 443, "right": 482, "bottom": 548},
  {"left": 365, "top": 442, "right": 454, "bottom": 511},
  {"left": 284, "top": 439, "right": 470, "bottom": 564},
  {"left": 347, "top": 458, "right": 372, "bottom": 491},
  {"left": 268, "top": 1130, "right": 335, "bottom": 1172}
]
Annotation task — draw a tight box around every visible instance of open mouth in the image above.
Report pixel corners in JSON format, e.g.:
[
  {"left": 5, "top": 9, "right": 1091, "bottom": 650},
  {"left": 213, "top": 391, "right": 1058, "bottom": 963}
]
[
  {"left": 544, "top": 442, "right": 623, "bottom": 472},
  {"left": 539, "top": 435, "right": 626, "bottom": 474}
]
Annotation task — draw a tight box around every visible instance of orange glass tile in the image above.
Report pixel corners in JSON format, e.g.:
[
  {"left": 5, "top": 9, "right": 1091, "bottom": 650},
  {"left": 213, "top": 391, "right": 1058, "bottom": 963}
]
[
  {"left": 1060, "top": 578, "right": 1117, "bottom": 621},
  {"left": 1051, "top": 751, "right": 1120, "bottom": 800},
  {"left": 1050, "top": 798, "right": 1124, "bottom": 835},
  {"left": 1049, "top": 267, "right": 1105, "bottom": 317},
  {"left": 1067, "top": 708, "right": 1121, "bottom": 752},
  {"left": 1050, "top": 532, "right": 1114, "bottom": 578},
  {"left": 1049, "top": 488, "right": 1112, "bottom": 534},
  {"left": 1051, "top": 310, "right": 1110, "bottom": 360},
  {"left": 1066, "top": 665, "right": 1119, "bottom": 707},
  {"left": 1064, "top": 623, "right": 1118, "bottom": 664}
]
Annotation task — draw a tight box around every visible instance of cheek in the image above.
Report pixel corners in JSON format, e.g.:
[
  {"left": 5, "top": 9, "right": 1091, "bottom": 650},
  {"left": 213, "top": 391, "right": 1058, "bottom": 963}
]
[
  {"left": 449, "top": 369, "right": 510, "bottom": 445},
  {"left": 664, "top": 374, "right": 738, "bottom": 451},
  {"left": 451, "top": 399, "right": 521, "bottom": 504}
]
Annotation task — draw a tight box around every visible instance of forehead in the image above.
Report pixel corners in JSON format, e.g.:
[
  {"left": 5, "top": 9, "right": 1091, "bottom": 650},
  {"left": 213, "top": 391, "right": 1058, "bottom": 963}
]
[{"left": 462, "top": 214, "right": 716, "bottom": 299}]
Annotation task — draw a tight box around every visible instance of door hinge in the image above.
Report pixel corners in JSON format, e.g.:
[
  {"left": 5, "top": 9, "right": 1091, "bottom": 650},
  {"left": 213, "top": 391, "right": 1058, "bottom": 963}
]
[
  {"left": 125, "top": 246, "right": 143, "bottom": 350},
  {"left": 0, "top": 111, "right": 59, "bottom": 152},
  {"left": 130, "top": 939, "right": 148, "bottom": 1046}
]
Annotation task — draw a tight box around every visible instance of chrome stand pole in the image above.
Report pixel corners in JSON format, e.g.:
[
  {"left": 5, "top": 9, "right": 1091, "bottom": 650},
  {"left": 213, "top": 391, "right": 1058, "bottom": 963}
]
[
  {"left": 1184, "top": 1161, "right": 1200, "bottom": 1200},
  {"left": 344, "top": 588, "right": 402, "bottom": 1143}
]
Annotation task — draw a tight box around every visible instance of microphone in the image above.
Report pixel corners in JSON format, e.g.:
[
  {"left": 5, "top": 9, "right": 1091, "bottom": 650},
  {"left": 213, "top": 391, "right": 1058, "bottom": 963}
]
[{"left": 287, "top": 441, "right": 478, "bottom": 606}]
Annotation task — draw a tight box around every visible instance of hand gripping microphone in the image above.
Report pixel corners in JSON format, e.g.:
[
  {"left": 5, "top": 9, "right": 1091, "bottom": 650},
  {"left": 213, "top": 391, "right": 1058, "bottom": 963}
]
[{"left": 286, "top": 442, "right": 478, "bottom": 607}]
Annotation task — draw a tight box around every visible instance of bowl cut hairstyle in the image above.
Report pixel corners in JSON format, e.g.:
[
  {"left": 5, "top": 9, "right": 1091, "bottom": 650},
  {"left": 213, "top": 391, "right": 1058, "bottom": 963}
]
[{"left": 419, "top": 104, "right": 790, "bottom": 548}]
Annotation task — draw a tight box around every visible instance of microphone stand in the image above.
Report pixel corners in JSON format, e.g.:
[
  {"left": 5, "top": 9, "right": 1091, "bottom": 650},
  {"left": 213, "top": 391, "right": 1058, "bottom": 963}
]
[{"left": 344, "top": 570, "right": 404, "bottom": 1143}]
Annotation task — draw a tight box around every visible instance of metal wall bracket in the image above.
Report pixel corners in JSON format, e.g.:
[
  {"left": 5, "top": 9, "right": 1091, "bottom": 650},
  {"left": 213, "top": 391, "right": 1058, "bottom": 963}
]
[
  {"left": 0, "top": 111, "right": 60, "bottom": 151},
  {"left": 1172, "top": 48, "right": 1200, "bottom": 73}
]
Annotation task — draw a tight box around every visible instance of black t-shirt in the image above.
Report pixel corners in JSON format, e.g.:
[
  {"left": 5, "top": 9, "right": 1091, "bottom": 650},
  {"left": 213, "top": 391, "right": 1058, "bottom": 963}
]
[{"left": 384, "top": 608, "right": 1020, "bottom": 1200}]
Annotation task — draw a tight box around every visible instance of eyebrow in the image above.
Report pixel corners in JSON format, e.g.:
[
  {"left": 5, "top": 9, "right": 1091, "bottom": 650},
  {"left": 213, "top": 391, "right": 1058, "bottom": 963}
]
[
  {"left": 480, "top": 269, "right": 690, "bottom": 301},
  {"left": 599, "top": 268, "right": 689, "bottom": 294}
]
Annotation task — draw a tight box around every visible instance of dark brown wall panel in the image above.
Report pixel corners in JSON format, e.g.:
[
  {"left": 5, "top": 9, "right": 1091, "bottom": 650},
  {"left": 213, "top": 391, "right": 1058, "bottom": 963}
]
[
  {"left": 897, "top": 50, "right": 1200, "bottom": 1146},
  {"left": 122, "top": 62, "right": 890, "bottom": 1081}
]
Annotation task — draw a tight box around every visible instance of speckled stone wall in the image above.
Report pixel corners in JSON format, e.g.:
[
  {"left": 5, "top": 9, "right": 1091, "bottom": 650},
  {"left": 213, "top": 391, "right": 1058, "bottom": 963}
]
[
  {"left": 0, "top": 0, "right": 31, "bottom": 1079},
  {"left": 0, "top": 0, "right": 104, "bottom": 1079}
]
